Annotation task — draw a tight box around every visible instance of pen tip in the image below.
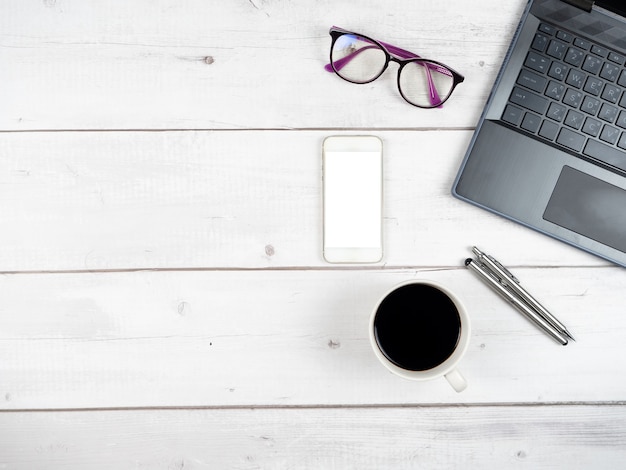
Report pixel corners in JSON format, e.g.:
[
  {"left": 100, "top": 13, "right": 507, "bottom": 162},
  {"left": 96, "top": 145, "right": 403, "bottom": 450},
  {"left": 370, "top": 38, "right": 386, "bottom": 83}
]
[{"left": 464, "top": 258, "right": 472, "bottom": 266}]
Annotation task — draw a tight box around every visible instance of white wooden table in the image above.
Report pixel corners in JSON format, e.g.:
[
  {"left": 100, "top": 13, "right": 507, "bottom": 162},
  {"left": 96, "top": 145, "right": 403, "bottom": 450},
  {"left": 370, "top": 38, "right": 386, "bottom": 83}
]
[{"left": 2, "top": 1, "right": 626, "bottom": 468}]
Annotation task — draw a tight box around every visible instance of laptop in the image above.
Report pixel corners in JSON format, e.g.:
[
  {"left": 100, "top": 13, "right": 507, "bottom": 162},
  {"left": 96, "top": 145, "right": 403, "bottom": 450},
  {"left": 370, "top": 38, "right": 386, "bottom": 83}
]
[{"left": 452, "top": 0, "right": 626, "bottom": 267}]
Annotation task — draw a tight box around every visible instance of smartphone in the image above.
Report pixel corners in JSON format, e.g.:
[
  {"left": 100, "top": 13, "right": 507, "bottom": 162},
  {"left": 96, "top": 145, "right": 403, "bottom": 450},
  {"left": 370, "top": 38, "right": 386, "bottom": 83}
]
[{"left": 322, "top": 135, "right": 383, "bottom": 263}]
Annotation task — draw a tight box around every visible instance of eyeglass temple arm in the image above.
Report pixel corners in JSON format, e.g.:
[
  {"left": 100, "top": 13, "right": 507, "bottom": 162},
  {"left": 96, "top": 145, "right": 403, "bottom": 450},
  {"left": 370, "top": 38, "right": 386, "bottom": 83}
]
[
  {"left": 324, "top": 35, "right": 447, "bottom": 107},
  {"left": 323, "top": 45, "right": 379, "bottom": 72}
]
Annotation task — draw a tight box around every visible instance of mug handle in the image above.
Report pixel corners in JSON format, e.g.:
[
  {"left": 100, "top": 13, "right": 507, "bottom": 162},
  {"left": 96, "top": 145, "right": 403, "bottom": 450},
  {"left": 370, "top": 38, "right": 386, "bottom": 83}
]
[{"left": 444, "top": 368, "right": 467, "bottom": 393}]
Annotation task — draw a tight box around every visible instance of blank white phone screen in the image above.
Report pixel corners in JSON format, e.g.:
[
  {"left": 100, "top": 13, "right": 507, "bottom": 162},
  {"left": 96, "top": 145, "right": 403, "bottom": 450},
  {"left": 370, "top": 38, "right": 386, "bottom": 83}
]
[{"left": 324, "top": 151, "right": 382, "bottom": 248}]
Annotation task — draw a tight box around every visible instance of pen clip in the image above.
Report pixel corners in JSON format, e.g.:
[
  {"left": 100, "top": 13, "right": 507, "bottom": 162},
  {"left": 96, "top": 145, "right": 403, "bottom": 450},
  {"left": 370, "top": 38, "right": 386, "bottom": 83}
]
[
  {"left": 478, "top": 262, "right": 502, "bottom": 284},
  {"left": 477, "top": 260, "right": 523, "bottom": 302},
  {"left": 486, "top": 254, "right": 520, "bottom": 284},
  {"left": 472, "top": 246, "right": 520, "bottom": 285}
]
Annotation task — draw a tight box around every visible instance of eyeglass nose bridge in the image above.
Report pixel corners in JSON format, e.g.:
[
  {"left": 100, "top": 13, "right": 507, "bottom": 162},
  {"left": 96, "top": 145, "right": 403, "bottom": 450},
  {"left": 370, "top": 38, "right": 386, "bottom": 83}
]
[{"left": 387, "top": 55, "right": 404, "bottom": 66}]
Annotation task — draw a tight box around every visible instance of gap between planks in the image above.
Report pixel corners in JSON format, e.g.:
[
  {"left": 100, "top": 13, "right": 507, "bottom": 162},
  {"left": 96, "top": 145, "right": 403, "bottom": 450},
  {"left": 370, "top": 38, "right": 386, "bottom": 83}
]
[
  {"left": 0, "top": 264, "right": 614, "bottom": 276},
  {"left": 2, "top": 401, "right": 626, "bottom": 414},
  {"left": 0, "top": 127, "right": 477, "bottom": 134}
]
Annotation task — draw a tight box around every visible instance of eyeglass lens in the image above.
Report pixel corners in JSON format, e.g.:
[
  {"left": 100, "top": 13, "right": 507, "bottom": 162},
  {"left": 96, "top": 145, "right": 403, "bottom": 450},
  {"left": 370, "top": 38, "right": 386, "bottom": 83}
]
[
  {"left": 331, "top": 34, "right": 387, "bottom": 83},
  {"left": 331, "top": 33, "right": 455, "bottom": 107},
  {"left": 399, "top": 61, "right": 455, "bottom": 107}
]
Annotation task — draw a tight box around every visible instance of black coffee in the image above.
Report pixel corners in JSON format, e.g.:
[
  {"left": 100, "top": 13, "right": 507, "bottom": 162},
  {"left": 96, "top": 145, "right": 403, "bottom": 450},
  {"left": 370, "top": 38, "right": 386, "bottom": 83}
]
[{"left": 373, "top": 284, "right": 461, "bottom": 371}]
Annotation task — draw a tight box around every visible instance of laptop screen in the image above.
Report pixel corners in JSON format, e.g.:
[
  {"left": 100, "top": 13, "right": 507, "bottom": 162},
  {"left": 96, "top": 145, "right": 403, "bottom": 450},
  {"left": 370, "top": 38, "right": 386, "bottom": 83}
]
[{"left": 595, "top": 0, "right": 626, "bottom": 16}]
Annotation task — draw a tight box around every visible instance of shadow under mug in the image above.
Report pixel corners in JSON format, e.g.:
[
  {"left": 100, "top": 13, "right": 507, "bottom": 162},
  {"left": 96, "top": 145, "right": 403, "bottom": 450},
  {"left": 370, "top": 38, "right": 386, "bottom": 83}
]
[{"left": 369, "top": 280, "right": 471, "bottom": 392}]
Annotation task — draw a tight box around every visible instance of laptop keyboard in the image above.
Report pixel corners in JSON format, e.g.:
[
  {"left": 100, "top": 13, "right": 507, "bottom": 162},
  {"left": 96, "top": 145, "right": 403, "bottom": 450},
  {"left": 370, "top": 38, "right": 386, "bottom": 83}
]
[{"left": 502, "top": 22, "right": 626, "bottom": 174}]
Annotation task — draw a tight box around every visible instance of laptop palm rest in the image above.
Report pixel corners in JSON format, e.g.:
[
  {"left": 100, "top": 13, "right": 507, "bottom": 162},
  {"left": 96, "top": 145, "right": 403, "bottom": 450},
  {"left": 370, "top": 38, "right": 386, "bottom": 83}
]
[{"left": 453, "top": 120, "right": 626, "bottom": 265}]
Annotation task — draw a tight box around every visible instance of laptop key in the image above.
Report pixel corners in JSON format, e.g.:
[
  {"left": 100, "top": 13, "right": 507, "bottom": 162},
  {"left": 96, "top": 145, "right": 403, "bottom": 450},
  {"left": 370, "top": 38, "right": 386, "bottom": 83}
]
[
  {"left": 565, "top": 69, "right": 586, "bottom": 88},
  {"left": 582, "top": 55, "right": 603, "bottom": 74},
  {"left": 547, "top": 102, "right": 566, "bottom": 122},
  {"left": 521, "top": 113, "right": 542, "bottom": 133},
  {"left": 608, "top": 52, "right": 625, "bottom": 66},
  {"left": 583, "top": 76, "right": 603, "bottom": 96},
  {"left": 581, "top": 96, "right": 600, "bottom": 115},
  {"left": 510, "top": 87, "right": 549, "bottom": 114},
  {"left": 582, "top": 117, "right": 602, "bottom": 137},
  {"left": 564, "top": 47, "right": 585, "bottom": 67},
  {"left": 525, "top": 51, "right": 550, "bottom": 74},
  {"left": 502, "top": 104, "right": 524, "bottom": 126},
  {"left": 545, "top": 80, "right": 565, "bottom": 100},
  {"left": 600, "top": 62, "right": 620, "bottom": 82},
  {"left": 601, "top": 84, "right": 621, "bottom": 104},
  {"left": 583, "top": 139, "right": 626, "bottom": 172},
  {"left": 517, "top": 69, "right": 547, "bottom": 93},
  {"left": 539, "top": 23, "right": 556, "bottom": 36},
  {"left": 574, "top": 37, "right": 591, "bottom": 50},
  {"left": 547, "top": 40, "right": 567, "bottom": 60},
  {"left": 557, "top": 128, "right": 586, "bottom": 152},
  {"left": 563, "top": 88, "right": 583, "bottom": 108},
  {"left": 548, "top": 61, "right": 568, "bottom": 81},
  {"left": 591, "top": 44, "right": 609, "bottom": 58},
  {"left": 600, "top": 125, "right": 620, "bottom": 145},
  {"left": 598, "top": 103, "right": 618, "bottom": 123},
  {"left": 539, "top": 120, "right": 559, "bottom": 140},
  {"left": 565, "top": 110, "right": 584, "bottom": 129},
  {"left": 531, "top": 33, "right": 549, "bottom": 52},
  {"left": 556, "top": 31, "right": 574, "bottom": 43}
]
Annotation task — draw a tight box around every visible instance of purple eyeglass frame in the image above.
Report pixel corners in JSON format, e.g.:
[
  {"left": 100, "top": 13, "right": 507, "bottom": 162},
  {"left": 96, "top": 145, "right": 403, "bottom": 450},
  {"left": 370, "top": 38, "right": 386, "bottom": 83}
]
[{"left": 324, "top": 26, "right": 465, "bottom": 108}]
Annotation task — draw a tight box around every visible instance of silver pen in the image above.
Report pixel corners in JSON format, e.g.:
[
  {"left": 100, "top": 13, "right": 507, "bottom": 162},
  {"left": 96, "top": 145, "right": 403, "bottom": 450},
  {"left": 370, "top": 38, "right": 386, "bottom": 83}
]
[
  {"left": 471, "top": 247, "right": 575, "bottom": 341},
  {"left": 464, "top": 256, "right": 569, "bottom": 346}
]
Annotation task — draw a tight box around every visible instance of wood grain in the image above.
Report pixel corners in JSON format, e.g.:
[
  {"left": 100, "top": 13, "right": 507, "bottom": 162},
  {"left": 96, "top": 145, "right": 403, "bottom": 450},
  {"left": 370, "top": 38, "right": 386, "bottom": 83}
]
[
  {"left": 1, "top": 405, "right": 625, "bottom": 469},
  {"left": 0, "top": 0, "right": 526, "bottom": 130},
  {"left": 0, "top": 130, "right": 603, "bottom": 272},
  {"left": 2, "top": 0, "right": 626, "bottom": 468},
  {"left": 1, "top": 268, "right": 624, "bottom": 409}
]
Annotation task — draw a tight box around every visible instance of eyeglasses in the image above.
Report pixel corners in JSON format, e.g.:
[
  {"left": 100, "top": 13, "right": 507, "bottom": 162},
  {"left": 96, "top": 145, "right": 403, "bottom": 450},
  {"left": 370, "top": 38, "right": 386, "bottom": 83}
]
[{"left": 324, "top": 26, "right": 464, "bottom": 108}]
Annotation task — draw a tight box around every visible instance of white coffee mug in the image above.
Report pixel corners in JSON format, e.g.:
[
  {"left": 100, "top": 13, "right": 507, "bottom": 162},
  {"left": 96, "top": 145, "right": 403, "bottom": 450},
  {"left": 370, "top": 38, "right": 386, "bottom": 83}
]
[{"left": 369, "top": 280, "right": 471, "bottom": 392}]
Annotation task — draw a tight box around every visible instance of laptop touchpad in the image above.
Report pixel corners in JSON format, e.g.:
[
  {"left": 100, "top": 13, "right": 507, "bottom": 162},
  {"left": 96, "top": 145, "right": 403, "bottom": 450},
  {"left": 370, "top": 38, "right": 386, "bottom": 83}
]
[{"left": 543, "top": 166, "right": 626, "bottom": 253}]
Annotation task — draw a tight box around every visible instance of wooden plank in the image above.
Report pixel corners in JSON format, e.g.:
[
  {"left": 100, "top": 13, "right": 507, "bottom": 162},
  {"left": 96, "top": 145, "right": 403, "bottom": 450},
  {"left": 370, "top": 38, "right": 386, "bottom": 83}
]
[
  {"left": 0, "top": 0, "right": 527, "bottom": 130},
  {"left": 1, "top": 405, "right": 625, "bottom": 469},
  {"left": 1, "top": 267, "right": 625, "bottom": 409},
  {"left": 0, "top": 130, "right": 603, "bottom": 272}
]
